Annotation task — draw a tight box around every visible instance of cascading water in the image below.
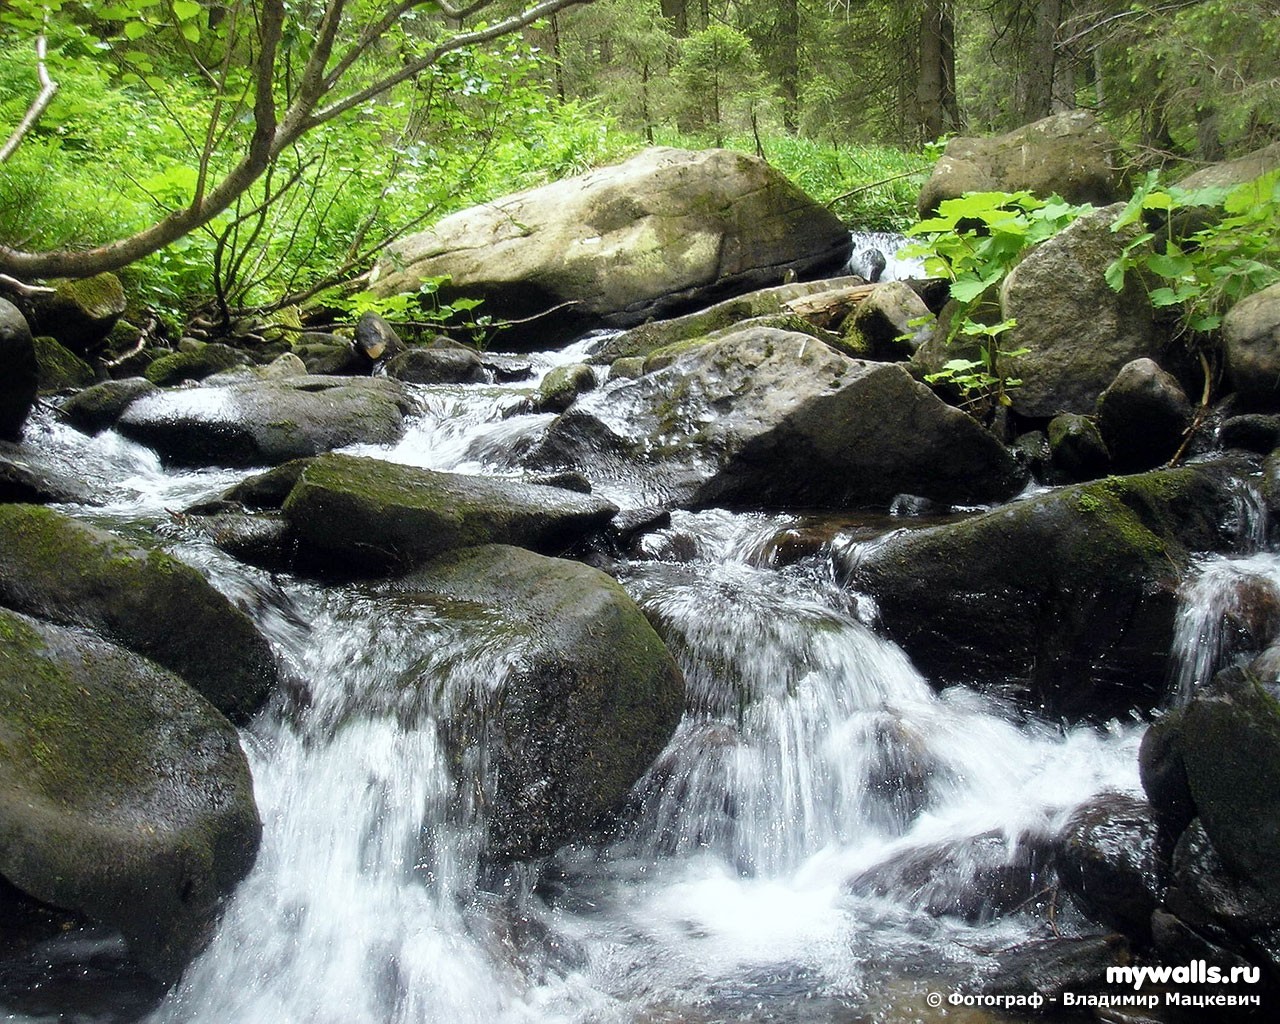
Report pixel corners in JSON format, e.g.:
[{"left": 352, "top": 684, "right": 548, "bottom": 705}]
[{"left": 7, "top": 341, "right": 1222, "bottom": 1024}]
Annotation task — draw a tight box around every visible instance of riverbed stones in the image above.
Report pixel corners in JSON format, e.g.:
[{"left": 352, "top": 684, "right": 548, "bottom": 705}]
[
  {"left": 116, "top": 376, "right": 413, "bottom": 467},
  {"left": 31, "top": 273, "right": 127, "bottom": 355},
  {"left": 0, "top": 608, "right": 261, "bottom": 980},
  {"left": 1224, "top": 282, "right": 1280, "bottom": 409},
  {"left": 845, "top": 463, "right": 1247, "bottom": 718},
  {"left": 917, "top": 110, "right": 1122, "bottom": 217},
  {"left": 0, "top": 504, "right": 278, "bottom": 719},
  {"left": 1047, "top": 414, "right": 1109, "bottom": 481},
  {"left": 32, "top": 336, "right": 94, "bottom": 393},
  {"left": 281, "top": 453, "right": 617, "bottom": 574},
  {"left": 531, "top": 326, "right": 1023, "bottom": 510},
  {"left": 386, "top": 544, "right": 684, "bottom": 860},
  {"left": 60, "top": 377, "right": 157, "bottom": 434},
  {"left": 0, "top": 297, "right": 38, "bottom": 442},
  {"left": 384, "top": 343, "right": 487, "bottom": 385},
  {"left": 370, "top": 147, "right": 852, "bottom": 348},
  {"left": 144, "top": 343, "right": 252, "bottom": 386},
  {"left": 1096, "top": 357, "right": 1193, "bottom": 472},
  {"left": 537, "top": 363, "right": 597, "bottom": 412}
]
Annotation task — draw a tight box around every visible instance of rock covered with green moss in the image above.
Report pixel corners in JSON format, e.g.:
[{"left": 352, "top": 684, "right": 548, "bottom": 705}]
[
  {"left": 845, "top": 462, "right": 1250, "bottom": 718},
  {"left": 0, "top": 297, "right": 38, "bottom": 442},
  {"left": 0, "top": 608, "right": 260, "bottom": 980},
  {"left": 144, "top": 343, "right": 252, "bottom": 386},
  {"left": 282, "top": 453, "right": 617, "bottom": 575},
  {"left": 115, "top": 375, "right": 413, "bottom": 467},
  {"left": 383, "top": 544, "right": 684, "bottom": 860},
  {"left": 32, "top": 273, "right": 126, "bottom": 355},
  {"left": 60, "top": 377, "right": 158, "bottom": 434},
  {"left": 531, "top": 325, "right": 1024, "bottom": 510},
  {"left": 371, "top": 147, "right": 851, "bottom": 348},
  {"left": 32, "top": 335, "right": 95, "bottom": 393},
  {"left": 0, "top": 504, "right": 277, "bottom": 719}
]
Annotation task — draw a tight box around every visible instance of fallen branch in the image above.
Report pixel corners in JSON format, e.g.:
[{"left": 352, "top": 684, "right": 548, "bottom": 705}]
[
  {"left": 824, "top": 169, "right": 928, "bottom": 208},
  {"left": 0, "top": 22, "right": 59, "bottom": 164},
  {"left": 0, "top": 272, "right": 55, "bottom": 299}
]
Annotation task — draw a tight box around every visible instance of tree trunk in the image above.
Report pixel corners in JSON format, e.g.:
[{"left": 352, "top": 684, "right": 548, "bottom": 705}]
[
  {"left": 661, "top": 0, "right": 688, "bottom": 37},
  {"left": 1018, "top": 0, "right": 1064, "bottom": 122},
  {"left": 917, "top": 0, "right": 959, "bottom": 141},
  {"left": 778, "top": 0, "right": 799, "bottom": 133}
]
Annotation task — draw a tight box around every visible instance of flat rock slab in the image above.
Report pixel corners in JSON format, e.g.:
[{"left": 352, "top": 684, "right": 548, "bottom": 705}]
[
  {"left": 281, "top": 453, "right": 618, "bottom": 575},
  {"left": 116, "top": 376, "right": 414, "bottom": 467}
]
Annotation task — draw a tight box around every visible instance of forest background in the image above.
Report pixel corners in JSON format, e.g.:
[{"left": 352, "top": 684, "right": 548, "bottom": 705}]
[{"left": 0, "top": 0, "right": 1276, "bottom": 327}]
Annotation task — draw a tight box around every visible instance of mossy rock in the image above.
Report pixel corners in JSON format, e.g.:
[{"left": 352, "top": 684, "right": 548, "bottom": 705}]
[
  {"left": 144, "top": 344, "right": 249, "bottom": 386},
  {"left": 0, "top": 607, "right": 260, "bottom": 980},
  {"left": 222, "top": 458, "right": 314, "bottom": 510},
  {"left": 32, "top": 335, "right": 95, "bottom": 394},
  {"left": 36, "top": 273, "right": 127, "bottom": 354},
  {"left": 1048, "top": 413, "right": 1110, "bottom": 482},
  {"left": 281, "top": 453, "right": 618, "bottom": 576},
  {"left": 60, "top": 377, "right": 157, "bottom": 434},
  {"left": 537, "top": 362, "right": 597, "bottom": 411},
  {"left": 846, "top": 462, "right": 1250, "bottom": 718},
  {"left": 0, "top": 504, "right": 278, "bottom": 720},
  {"left": 641, "top": 314, "right": 840, "bottom": 373},
  {"left": 384, "top": 544, "right": 684, "bottom": 860}
]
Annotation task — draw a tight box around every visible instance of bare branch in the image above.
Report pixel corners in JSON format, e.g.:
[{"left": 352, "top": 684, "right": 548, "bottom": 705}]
[
  {"left": 0, "top": 273, "right": 55, "bottom": 298},
  {"left": 0, "top": 21, "right": 60, "bottom": 164}
]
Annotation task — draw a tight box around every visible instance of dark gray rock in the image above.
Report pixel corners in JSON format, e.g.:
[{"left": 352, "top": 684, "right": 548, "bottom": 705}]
[
  {"left": 144, "top": 343, "right": 251, "bottom": 386},
  {"left": 293, "top": 336, "right": 364, "bottom": 376},
  {"left": 32, "top": 336, "right": 95, "bottom": 393},
  {"left": 60, "top": 377, "right": 157, "bottom": 434},
  {"left": 1097, "top": 358, "right": 1193, "bottom": 472},
  {"left": 845, "top": 464, "right": 1247, "bottom": 718},
  {"left": 0, "top": 608, "right": 260, "bottom": 981},
  {"left": 0, "top": 504, "right": 278, "bottom": 720},
  {"left": 537, "top": 363, "right": 597, "bottom": 412},
  {"left": 116, "top": 376, "right": 413, "bottom": 467},
  {"left": 0, "top": 451, "right": 94, "bottom": 505},
  {"left": 281, "top": 453, "right": 618, "bottom": 575},
  {"left": 532, "top": 326, "right": 1024, "bottom": 510},
  {"left": 32, "top": 273, "right": 126, "bottom": 355},
  {"left": 385, "top": 345, "right": 487, "bottom": 385},
  {"left": 983, "top": 935, "right": 1130, "bottom": 1000},
  {"left": 383, "top": 544, "right": 684, "bottom": 860},
  {"left": 841, "top": 280, "right": 931, "bottom": 360},
  {"left": 353, "top": 311, "right": 405, "bottom": 363},
  {"left": 1225, "top": 282, "right": 1280, "bottom": 410},
  {"left": 0, "top": 297, "right": 38, "bottom": 442},
  {"left": 1048, "top": 413, "right": 1110, "bottom": 481},
  {"left": 1220, "top": 413, "right": 1280, "bottom": 454}
]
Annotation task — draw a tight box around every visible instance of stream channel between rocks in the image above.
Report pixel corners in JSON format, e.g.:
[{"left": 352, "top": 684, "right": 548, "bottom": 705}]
[{"left": 2, "top": 302, "right": 1269, "bottom": 1024}]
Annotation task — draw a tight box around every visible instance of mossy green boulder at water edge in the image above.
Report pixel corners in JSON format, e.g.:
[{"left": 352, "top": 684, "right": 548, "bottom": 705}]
[
  {"left": 0, "top": 298, "right": 38, "bottom": 442},
  {"left": 0, "top": 609, "right": 260, "bottom": 981},
  {"left": 32, "top": 336, "right": 95, "bottom": 393},
  {"left": 281, "top": 453, "right": 618, "bottom": 575},
  {"left": 0, "top": 504, "right": 277, "bottom": 720},
  {"left": 845, "top": 463, "right": 1251, "bottom": 718},
  {"left": 381, "top": 544, "right": 684, "bottom": 860}
]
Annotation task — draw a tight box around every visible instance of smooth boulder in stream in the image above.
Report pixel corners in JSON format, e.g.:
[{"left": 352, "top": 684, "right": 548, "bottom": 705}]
[
  {"left": 388, "top": 544, "right": 685, "bottom": 860},
  {"left": 115, "top": 376, "right": 413, "bottom": 467},
  {"left": 532, "top": 325, "right": 1024, "bottom": 509},
  {"left": 282, "top": 453, "right": 618, "bottom": 574},
  {"left": 369, "top": 147, "right": 852, "bottom": 348},
  {"left": 846, "top": 463, "right": 1249, "bottom": 718},
  {"left": 0, "top": 504, "right": 277, "bottom": 720},
  {"left": 0, "top": 608, "right": 261, "bottom": 981}
]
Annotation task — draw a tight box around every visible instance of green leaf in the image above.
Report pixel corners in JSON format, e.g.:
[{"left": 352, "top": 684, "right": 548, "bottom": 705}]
[
  {"left": 173, "top": 0, "right": 201, "bottom": 19},
  {"left": 123, "top": 21, "right": 149, "bottom": 40},
  {"left": 180, "top": 21, "right": 200, "bottom": 43}
]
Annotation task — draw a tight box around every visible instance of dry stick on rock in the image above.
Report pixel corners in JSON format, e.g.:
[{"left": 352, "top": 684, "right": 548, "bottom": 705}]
[{"left": 1167, "top": 348, "right": 1214, "bottom": 468}]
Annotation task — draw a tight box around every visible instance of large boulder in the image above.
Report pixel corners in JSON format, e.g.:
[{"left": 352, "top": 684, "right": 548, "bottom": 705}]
[
  {"left": 531, "top": 326, "right": 1024, "bottom": 510},
  {"left": 0, "top": 451, "right": 95, "bottom": 505},
  {"left": 844, "top": 463, "right": 1248, "bottom": 718},
  {"left": 1177, "top": 140, "right": 1280, "bottom": 193},
  {"left": 32, "top": 335, "right": 95, "bottom": 393},
  {"left": 0, "top": 504, "right": 277, "bottom": 720},
  {"left": 115, "top": 376, "right": 413, "bottom": 467},
  {"left": 0, "top": 608, "right": 260, "bottom": 980},
  {"left": 60, "top": 377, "right": 157, "bottom": 434},
  {"left": 281, "top": 453, "right": 618, "bottom": 574},
  {"left": 995, "top": 205, "right": 1163, "bottom": 417},
  {"left": 144, "top": 343, "right": 251, "bottom": 386},
  {"left": 0, "top": 297, "right": 38, "bottom": 442},
  {"left": 30, "top": 273, "right": 127, "bottom": 355},
  {"left": 383, "top": 544, "right": 684, "bottom": 860},
  {"left": 917, "top": 111, "right": 1122, "bottom": 218},
  {"left": 370, "top": 147, "right": 852, "bottom": 348},
  {"left": 1224, "top": 282, "right": 1280, "bottom": 409}
]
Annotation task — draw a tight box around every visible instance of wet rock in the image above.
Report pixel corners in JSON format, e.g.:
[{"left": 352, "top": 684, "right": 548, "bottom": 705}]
[
  {"left": 640, "top": 314, "right": 840, "bottom": 372},
  {"left": 0, "top": 504, "right": 278, "bottom": 720},
  {"left": 60, "top": 377, "right": 158, "bottom": 434},
  {"left": 116, "top": 375, "right": 412, "bottom": 467},
  {"left": 1048, "top": 413, "right": 1110, "bottom": 481},
  {"left": 537, "top": 363, "right": 597, "bottom": 412},
  {"left": 590, "top": 275, "right": 871, "bottom": 364},
  {"left": 841, "top": 280, "right": 931, "bottom": 360},
  {"left": 846, "top": 830, "right": 1057, "bottom": 923},
  {"left": 1140, "top": 715, "right": 1195, "bottom": 842},
  {"left": 371, "top": 147, "right": 852, "bottom": 348},
  {"left": 0, "top": 297, "right": 38, "bottom": 442},
  {"left": 608, "top": 356, "right": 646, "bottom": 380},
  {"left": 1220, "top": 413, "right": 1280, "bottom": 454},
  {"left": 1179, "top": 667, "right": 1280, "bottom": 902},
  {"left": 0, "top": 451, "right": 94, "bottom": 505},
  {"left": 983, "top": 934, "right": 1130, "bottom": 1000},
  {"left": 532, "top": 326, "right": 1024, "bottom": 511},
  {"left": 0, "top": 608, "right": 260, "bottom": 981},
  {"left": 480, "top": 352, "right": 534, "bottom": 383},
  {"left": 385, "top": 344, "right": 487, "bottom": 385},
  {"left": 1011, "top": 429, "right": 1051, "bottom": 479},
  {"left": 32, "top": 336, "right": 94, "bottom": 393},
  {"left": 353, "top": 311, "right": 404, "bottom": 363},
  {"left": 917, "top": 111, "right": 1121, "bottom": 217},
  {"left": 1097, "top": 358, "right": 1194, "bottom": 472},
  {"left": 192, "top": 511, "right": 294, "bottom": 572},
  {"left": 846, "top": 464, "right": 1246, "bottom": 718},
  {"left": 144, "top": 342, "right": 251, "bottom": 386},
  {"left": 386, "top": 544, "right": 684, "bottom": 860},
  {"left": 1055, "top": 794, "right": 1165, "bottom": 942},
  {"left": 293, "top": 336, "right": 364, "bottom": 376},
  {"left": 1225, "top": 282, "right": 1280, "bottom": 410},
  {"left": 222, "top": 458, "right": 313, "bottom": 509},
  {"left": 282, "top": 452, "right": 617, "bottom": 575}
]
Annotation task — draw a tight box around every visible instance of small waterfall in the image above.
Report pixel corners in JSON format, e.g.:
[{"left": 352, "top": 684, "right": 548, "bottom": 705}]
[{"left": 843, "top": 231, "right": 924, "bottom": 283}]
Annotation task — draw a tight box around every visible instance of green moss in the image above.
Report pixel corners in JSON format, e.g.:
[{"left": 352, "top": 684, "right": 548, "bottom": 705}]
[
  {"left": 145, "top": 345, "right": 245, "bottom": 386},
  {"left": 53, "top": 273, "right": 125, "bottom": 320},
  {"left": 32, "top": 336, "right": 95, "bottom": 393}
]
